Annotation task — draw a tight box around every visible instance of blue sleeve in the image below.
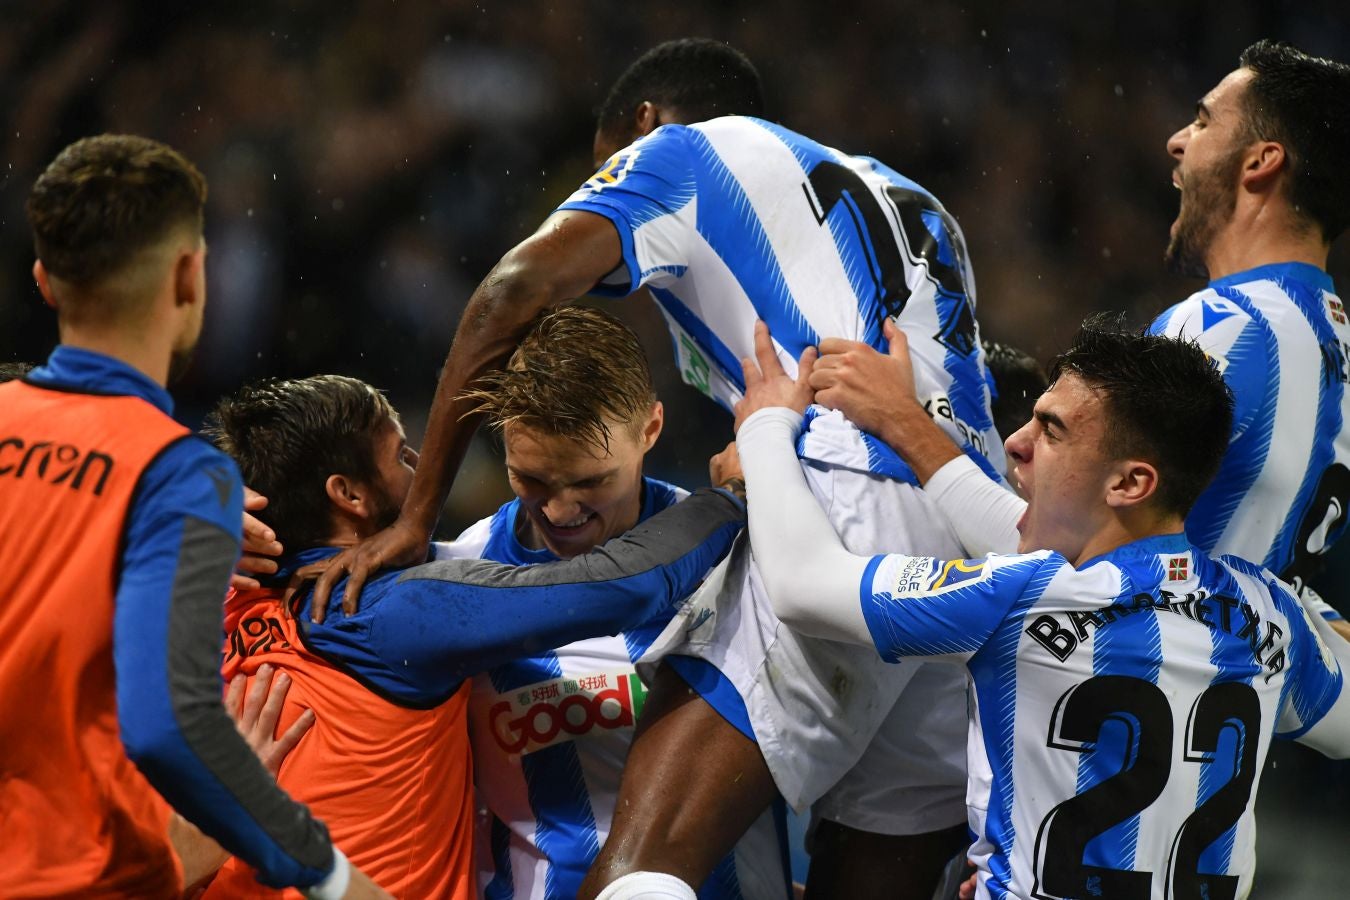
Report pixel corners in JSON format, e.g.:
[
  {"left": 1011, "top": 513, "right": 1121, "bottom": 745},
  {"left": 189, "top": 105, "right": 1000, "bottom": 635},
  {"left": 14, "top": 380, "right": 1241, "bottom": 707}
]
[
  {"left": 556, "top": 124, "right": 698, "bottom": 297},
  {"left": 1272, "top": 579, "right": 1345, "bottom": 740},
  {"left": 860, "top": 552, "right": 1053, "bottom": 662},
  {"left": 114, "top": 437, "right": 334, "bottom": 888},
  {"left": 307, "top": 488, "right": 745, "bottom": 707}
]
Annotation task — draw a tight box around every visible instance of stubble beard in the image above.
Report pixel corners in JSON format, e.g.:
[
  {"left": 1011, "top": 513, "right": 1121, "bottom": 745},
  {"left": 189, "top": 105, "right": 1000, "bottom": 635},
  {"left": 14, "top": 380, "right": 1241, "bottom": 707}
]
[{"left": 1163, "top": 143, "right": 1246, "bottom": 280}]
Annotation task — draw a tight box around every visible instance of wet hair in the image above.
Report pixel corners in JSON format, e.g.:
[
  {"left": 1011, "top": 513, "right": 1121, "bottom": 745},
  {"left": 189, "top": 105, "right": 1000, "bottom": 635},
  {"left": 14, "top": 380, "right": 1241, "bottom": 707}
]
[
  {"left": 1047, "top": 316, "right": 1233, "bottom": 517},
  {"left": 459, "top": 306, "right": 656, "bottom": 453},
  {"left": 27, "top": 135, "right": 207, "bottom": 302},
  {"left": 982, "top": 340, "right": 1047, "bottom": 440},
  {"left": 596, "top": 38, "right": 765, "bottom": 142},
  {"left": 0, "top": 362, "right": 35, "bottom": 384},
  {"left": 204, "top": 375, "right": 396, "bottom": 550},
  {"left": 1238, "top": 40, "right": 1350, "bottom": 241}
]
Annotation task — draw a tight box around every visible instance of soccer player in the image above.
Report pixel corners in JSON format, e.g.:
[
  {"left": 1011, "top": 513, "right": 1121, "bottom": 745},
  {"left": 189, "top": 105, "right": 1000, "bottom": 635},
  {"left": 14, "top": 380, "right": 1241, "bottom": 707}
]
[
  {"left": 200, "top": 371, "right": 748, "bottom": 898},
  {"left": 0, "top": 135, "right": 385, "bottom": 899},
  {"left": 809, "top": 41, "right": 1350, "bottom": 641},
  {"left": 443, "top": 307, "right": 788, "bottom": 899},
  {"left": 312, "top": 39, "right": 1003, "bottom": 900},
  {"left": 736, "top": 319, "right": 1350, "bottom": 900}
]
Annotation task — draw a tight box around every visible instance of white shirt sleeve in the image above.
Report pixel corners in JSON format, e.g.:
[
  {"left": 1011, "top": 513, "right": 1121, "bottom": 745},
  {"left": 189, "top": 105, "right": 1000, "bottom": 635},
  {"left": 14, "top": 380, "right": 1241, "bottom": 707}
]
[
  {"left": 737, "top": 407, "right": 874, "bottom": 645},
  {"left": 924, "top": 455, "right": 1025, "bottom": 556}
]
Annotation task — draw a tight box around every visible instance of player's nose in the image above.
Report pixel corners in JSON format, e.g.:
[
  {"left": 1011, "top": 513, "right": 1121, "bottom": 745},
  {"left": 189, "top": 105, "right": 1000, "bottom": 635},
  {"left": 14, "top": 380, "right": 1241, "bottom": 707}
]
[
  {"left": 1166, "top": 124, "right": 1189, "bottom": 160},
  {"left": 1005, "top": 419, "right": 1034, "bottom": 466},
  {"left": 542, "top": 494, "right": 583, "bottom": 525}
]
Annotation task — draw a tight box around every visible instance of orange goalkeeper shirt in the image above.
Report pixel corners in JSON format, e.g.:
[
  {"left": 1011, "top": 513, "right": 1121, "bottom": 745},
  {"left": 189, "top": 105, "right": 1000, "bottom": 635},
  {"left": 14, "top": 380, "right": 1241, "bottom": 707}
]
[{"left": 205, "top": 583, "right": 474, "bottom": 900}]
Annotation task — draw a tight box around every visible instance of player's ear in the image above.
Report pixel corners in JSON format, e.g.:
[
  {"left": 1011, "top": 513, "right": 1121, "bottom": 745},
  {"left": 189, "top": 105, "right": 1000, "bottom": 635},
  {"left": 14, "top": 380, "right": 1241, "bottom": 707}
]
[
  {"left": 639, "top": 400, "right": 664, "bottom": 452},
  {"left": 33, "top": 260, "right": 58, "bottom": 309},
  {"left": 1104, "top": 459, "right": 1160, "bottom": 510},
  {"left": 325, "top": 473, "right": 365, "bottom": 517},
  {"left": 1240, "top": 140, "right": 1286, "bottom": 193},
  {"left": 634, "top": 101, "right": 660, "bottom": 137}
]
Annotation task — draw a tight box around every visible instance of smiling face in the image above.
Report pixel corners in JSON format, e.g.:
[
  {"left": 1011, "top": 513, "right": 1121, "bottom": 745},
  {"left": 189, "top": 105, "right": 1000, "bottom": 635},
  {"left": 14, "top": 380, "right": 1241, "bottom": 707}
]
[
  {"left": 504, "top": 408, "right": 659, "bottom": 559},
  {"left": 1164, "top": 68, "right": 1256, "bottom": 277},
  {"left": 1003, "top": 374, "right": 1115, "bottom": 561}
]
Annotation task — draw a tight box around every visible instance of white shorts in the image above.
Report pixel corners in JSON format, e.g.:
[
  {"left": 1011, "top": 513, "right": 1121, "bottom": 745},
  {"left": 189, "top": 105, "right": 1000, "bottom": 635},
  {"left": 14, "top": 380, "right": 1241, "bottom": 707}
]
[{"left": 640, "top": 460, "right": 969, "bottom": 835}]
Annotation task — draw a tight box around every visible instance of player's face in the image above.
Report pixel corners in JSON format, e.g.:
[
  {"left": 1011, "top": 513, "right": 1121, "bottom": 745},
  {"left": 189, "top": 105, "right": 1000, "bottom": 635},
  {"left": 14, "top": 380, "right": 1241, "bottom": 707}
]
[
  {"left": 505, "top": 406, "right": 660, "bottom": 559},
  {"left": 1164, "top": 68, "right": 1254, "bottom": 278},
  {"left": 368, "top": 415, "right": 419, "bottom": 529},
  {"left": 1004, "top": 374, "right": 1113, "bottom": 562}
]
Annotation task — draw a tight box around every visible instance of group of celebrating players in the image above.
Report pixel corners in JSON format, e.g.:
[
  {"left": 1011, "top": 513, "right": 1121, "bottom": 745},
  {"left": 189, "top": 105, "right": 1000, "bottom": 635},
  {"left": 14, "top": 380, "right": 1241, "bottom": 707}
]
[{"left": 2, "top": 32, "right": 1350, "bottom": 900}]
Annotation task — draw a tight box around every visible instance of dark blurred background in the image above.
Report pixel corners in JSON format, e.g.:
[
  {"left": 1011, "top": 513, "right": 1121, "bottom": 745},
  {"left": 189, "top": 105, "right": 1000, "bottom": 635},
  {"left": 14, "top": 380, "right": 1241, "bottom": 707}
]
[{"left": 2, "top": 2, "right": 1347, "bottom": 890}]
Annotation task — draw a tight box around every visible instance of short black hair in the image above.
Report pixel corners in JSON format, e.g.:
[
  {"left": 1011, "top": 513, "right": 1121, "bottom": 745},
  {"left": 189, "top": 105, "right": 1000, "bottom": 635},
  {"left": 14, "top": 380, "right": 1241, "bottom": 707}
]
[
  {"left": 982, "top": 340, "right": 1047, "bottom": 441},
  {"left": 27, "top": 134, "right": 206, "bottom": 287},
  {"left": 203, "top": 375, "right": 396, "bottom": 551},
  {"left": 0, "top": 362, "right": 35, "bottom": 384},
  {"left": 1239, "top": 40, "right": 1350, "bottom": 242},
  {"left": 596, "top": 38, "right": 765, "bottom": 141},
  {"left": 1047, "top": 316, "right": 1233, "bottom": 518}
]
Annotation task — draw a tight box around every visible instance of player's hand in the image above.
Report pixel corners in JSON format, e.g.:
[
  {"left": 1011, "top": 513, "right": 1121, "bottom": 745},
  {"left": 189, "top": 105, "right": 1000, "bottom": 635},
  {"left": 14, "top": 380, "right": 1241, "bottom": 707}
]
[
  {"left": 224, "top": 664, "right": 314, "bottom": 778},
  {"left": 709, "top": 442, "right": 746, "bottom": 500},
  {"left": 231, "top": 487, "right": 284, "bottom": 591},
  {"left": 734, "top": 320, "right": 817, "bottom": 431},
  {"left": 811, "top": 318, "right": 921, "bottom": 436},
  {"left": 307, "top": 518, "right": 430, "bottom": 623},
  {"left": 956, "top": 860, "right": 977, "bottom": 900}
]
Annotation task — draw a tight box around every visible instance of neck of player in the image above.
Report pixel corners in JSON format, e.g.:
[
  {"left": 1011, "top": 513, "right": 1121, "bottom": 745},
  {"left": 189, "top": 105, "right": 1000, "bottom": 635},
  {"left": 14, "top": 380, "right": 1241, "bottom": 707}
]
[{"left": 1204, "top": 199, "right": 1329, "bottom": 281}]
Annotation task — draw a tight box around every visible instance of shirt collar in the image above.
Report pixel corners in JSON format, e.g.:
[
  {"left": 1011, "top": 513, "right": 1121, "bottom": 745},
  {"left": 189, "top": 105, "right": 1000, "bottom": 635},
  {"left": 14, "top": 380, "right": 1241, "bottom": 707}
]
[
  {"left": 27, "top": 346, "right": 174, "bottom": 416},
  {"left": 1209, "top": 262, "right": 1334, "bottom": 294}
]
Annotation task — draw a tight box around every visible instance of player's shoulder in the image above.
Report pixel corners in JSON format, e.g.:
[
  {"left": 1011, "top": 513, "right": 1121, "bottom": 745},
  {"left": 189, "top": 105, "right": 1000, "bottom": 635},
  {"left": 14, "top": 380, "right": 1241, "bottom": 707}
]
[
  {"left": 135, "top": 435, "right": 242, "bottom": 525},
  {"left": 1153, "top": 286, "right": 1256, "bottom": 337},
  {"left": 433, "top": 514, "right": 496, "bottom": 562},
  {"left": 642, "top": 475, "right": 689, "bottom": 510}
]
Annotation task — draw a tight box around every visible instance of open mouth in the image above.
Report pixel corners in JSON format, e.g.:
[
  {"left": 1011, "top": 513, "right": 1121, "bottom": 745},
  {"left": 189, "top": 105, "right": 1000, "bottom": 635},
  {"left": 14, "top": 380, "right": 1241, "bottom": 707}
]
[{"left": 543, "top": 512, "right": 596, "bottom": 537}]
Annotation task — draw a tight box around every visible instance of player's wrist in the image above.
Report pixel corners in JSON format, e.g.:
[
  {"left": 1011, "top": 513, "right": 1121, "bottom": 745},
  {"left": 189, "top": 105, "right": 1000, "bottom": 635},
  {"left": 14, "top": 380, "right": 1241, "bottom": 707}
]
[
  {"left": 300, "top": 847, "right": 350, "bottom": 900},
  {"left": 716, "top": 476, "right": 747, "bottom": 502}
]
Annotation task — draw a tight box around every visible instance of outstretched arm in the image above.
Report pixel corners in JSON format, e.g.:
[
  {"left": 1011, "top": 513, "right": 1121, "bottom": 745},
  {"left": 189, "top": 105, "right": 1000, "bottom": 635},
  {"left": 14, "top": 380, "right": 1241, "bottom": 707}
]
[
  {"left": 347, "top": 487, "right": 747, "bottom": 704},
  {"left": 310, "top": 211, "right": 624, "bottom": 618}
]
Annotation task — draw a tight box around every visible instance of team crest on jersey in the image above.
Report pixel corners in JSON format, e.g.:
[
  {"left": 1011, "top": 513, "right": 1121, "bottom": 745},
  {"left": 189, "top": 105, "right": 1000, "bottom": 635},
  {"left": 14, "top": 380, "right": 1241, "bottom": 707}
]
[
  {"left": 583, "top": 148, "right": 640, "bottom": 193},
  {"left": 1329, "top": 297, "right": 1347, "bottom": 325},
  {"left": 1167, "top": 556, "right": 1189, "bottom": 582}
]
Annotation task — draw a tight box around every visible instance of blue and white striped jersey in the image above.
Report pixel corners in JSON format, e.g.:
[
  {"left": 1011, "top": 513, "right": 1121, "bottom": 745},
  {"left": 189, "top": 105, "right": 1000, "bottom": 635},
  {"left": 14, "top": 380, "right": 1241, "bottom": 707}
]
[
  {"left": 559, "top": 116, "right": 1003, "bottom": 484},
  {"left": 859, "top": 534, "right": 1348, "bottom": 900},
  {"left": 1150, "top": 263, "right": 1350, "bottom": 599},
  {"left": 436, "top": 478, "right": 789, "bottom": 900}
]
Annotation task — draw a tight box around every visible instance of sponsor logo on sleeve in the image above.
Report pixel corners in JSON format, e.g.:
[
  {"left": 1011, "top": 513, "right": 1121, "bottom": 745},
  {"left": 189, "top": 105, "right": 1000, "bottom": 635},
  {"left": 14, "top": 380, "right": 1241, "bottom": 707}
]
[
  {"left": 582, "top": 149, "right": 640, "bottom": 193},
  {"left": 888, "top": 557, "right": 987, "bottom": 596}
]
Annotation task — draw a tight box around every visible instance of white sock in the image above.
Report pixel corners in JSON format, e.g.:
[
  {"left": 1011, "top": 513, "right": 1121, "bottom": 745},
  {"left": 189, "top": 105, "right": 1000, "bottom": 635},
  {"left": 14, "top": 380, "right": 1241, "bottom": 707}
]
[{"left": 594, "top": 871, "right": 697, "bottom": 900}]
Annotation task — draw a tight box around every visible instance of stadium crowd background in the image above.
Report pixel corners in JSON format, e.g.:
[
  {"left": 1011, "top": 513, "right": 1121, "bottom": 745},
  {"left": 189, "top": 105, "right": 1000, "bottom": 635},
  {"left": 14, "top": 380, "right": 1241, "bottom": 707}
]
[{"left": 2, "top": 2, "right": 1348, "bottom": 894}]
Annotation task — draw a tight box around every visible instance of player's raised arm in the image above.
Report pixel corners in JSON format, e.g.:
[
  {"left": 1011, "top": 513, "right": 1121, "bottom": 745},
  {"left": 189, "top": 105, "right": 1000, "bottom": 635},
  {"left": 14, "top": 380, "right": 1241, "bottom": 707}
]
[{"left": 310, "top": 210, "right": 623, "bottom": 619}]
